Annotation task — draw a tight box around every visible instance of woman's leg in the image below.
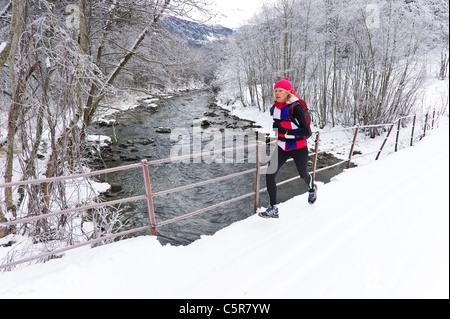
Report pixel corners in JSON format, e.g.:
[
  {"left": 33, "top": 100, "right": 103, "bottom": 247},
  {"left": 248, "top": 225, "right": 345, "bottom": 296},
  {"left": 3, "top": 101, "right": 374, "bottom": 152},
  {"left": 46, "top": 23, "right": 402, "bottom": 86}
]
[
  {"left": 291, "top": 147, "right": 314, "bottom": 190},
  {"left": 266, "top": 147, "right": 290, "bottom": 206}
]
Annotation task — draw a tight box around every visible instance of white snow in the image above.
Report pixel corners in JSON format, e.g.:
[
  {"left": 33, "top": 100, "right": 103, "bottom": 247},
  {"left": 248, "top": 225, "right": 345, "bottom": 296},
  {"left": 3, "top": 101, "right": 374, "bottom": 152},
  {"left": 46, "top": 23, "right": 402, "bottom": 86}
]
[
  {"left": 0, "top": 42, "right": 7, "bottom": 55},
  {"left": 86, "top": 134, "right": 112, "bottom": 147},
  {"left": 0, "top": 117, "right": 448, "bottom": 299}
]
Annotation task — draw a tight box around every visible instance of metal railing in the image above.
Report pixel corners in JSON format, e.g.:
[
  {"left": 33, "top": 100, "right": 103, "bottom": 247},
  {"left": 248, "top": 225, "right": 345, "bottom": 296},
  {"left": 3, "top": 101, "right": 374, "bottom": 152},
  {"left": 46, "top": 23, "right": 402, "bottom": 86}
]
[{"left": 0, "top": 111, "right": 438, "bottom": 270}]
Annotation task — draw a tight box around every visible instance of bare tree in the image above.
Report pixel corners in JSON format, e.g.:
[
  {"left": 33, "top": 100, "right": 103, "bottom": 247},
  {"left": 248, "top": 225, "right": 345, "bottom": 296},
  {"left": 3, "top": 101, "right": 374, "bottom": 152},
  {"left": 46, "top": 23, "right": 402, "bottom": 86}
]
[
  {"left": 3, "top": 0, "right": 26, "bottom": 222},
  {"left": 216, "top": 0, "right": 448, "bottom": 130},
  {"left": 1, "top": 0, "right": 212, "bottom": 241}
]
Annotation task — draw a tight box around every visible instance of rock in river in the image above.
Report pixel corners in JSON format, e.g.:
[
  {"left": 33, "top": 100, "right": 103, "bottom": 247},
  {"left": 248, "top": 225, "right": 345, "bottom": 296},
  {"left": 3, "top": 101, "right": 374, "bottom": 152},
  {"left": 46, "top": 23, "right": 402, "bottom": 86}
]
[{"left": 156, "top": 127, "right": 172, "bottom": 133}]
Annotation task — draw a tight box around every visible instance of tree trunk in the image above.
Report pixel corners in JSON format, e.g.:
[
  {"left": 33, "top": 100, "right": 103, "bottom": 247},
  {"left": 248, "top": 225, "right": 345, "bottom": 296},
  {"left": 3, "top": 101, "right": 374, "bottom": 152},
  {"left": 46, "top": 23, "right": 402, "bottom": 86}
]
[{"left": 3, "top": 0, "right": 25, "bottom": 223}]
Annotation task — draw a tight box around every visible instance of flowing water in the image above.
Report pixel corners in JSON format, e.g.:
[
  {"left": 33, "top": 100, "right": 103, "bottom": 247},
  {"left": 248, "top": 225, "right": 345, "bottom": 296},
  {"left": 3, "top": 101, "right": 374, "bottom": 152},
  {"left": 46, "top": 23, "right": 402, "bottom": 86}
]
[{"left": 88, "top": 91, "right": 346, "bottom": 245}]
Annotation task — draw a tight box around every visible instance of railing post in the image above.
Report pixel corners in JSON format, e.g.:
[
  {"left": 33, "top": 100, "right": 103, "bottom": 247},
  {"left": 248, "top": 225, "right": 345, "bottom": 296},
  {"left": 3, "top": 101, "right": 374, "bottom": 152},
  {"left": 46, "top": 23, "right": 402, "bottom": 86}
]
[
  {"left": 376, "top": 123, "right": 395, "bottom": 160},
  {"left": 395, "top": 118, "right": 402, "bottom": 152},
  {"left": 141, "top": 159, "right": 157, "bottom": 236},
  {"left": 312, "top": 132, "right": 320, "bottom": 182},
  {"left": 254, "top": 142, "right": 261, "bottom": 214},
  {"left": 411, "top": 115, "right": 416, "bottom": 146},
  {"left": 347, "top": 126, "right": 359, "bottom": 169},
  {"left": 432, "top": 109, "right": 436, "bottom": 130},
  {"left": 424, "top": 113, "right": 429, "bottom": 137}
]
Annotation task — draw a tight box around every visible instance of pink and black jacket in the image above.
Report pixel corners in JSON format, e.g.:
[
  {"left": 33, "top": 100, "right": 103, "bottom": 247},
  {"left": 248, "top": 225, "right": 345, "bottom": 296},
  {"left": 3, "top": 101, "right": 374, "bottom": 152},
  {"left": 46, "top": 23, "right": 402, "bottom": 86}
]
[{"left": 271, "top": 96, "right": 312, "bottom": 151}]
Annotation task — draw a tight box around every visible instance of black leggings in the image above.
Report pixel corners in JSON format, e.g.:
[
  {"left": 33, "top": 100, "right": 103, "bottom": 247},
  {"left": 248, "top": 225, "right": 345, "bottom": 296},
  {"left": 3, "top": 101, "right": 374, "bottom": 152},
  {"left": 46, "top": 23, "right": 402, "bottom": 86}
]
[{"left": 266, "top": 146, "right": 313, "bottom": 206}]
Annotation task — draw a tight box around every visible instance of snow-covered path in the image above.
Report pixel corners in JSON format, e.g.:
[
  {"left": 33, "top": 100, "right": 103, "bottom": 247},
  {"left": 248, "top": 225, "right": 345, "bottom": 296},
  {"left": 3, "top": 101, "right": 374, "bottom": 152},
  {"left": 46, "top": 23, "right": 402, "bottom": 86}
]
[{"left": 0, "top": 120, "right": 448, "bottom": 299}]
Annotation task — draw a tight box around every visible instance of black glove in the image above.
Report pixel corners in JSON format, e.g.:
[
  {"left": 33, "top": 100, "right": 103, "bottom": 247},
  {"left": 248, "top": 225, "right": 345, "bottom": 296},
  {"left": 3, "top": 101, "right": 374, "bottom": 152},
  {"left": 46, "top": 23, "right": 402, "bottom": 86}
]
[{"left": 273, "top": 121, "right": 288, "bottom": 134}]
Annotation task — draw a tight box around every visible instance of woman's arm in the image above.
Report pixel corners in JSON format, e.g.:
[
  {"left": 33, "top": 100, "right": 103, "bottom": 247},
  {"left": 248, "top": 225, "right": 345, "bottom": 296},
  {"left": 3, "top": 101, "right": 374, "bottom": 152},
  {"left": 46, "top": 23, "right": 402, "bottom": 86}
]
[{"left": 286, "top": 104, "right": 311, "bottom": 137}]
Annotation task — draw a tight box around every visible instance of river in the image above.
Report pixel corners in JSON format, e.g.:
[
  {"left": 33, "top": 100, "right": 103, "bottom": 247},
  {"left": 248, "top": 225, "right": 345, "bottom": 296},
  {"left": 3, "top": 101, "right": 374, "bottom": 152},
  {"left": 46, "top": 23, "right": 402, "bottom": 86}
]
[{"left": 88, "top": 91, "right": 346, "bottom": 246}]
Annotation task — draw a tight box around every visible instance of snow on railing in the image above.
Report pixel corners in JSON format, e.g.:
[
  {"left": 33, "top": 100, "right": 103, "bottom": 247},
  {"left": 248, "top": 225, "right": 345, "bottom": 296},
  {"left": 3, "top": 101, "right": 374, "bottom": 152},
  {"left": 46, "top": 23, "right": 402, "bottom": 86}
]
[{"left": 0, "top": 111, "right": 439, "bottom": 270}]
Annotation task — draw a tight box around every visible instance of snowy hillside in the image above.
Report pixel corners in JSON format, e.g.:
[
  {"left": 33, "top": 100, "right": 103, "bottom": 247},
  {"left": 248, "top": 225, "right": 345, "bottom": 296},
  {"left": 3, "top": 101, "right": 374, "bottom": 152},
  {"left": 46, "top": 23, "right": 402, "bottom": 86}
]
[
  {"left": 164, "top": 16, "right": 233, "bottom": 48},
  {"left": 0, "top": 118, "right": 448, "bottom": 299}
]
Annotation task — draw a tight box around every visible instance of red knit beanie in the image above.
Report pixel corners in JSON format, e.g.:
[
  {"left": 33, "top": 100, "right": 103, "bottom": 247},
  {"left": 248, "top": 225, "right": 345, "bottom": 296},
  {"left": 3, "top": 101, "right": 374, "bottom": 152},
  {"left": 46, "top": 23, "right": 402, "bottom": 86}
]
[{"left": 274, "top": 78, "right": 292, "bottom": 91}]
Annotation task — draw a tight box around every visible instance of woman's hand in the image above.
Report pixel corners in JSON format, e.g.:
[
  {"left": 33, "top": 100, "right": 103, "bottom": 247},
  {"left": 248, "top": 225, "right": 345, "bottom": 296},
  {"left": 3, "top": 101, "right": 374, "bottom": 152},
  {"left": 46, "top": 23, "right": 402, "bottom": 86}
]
[{"left": 273, "top": 121, "right": 287, "bottom": 134}]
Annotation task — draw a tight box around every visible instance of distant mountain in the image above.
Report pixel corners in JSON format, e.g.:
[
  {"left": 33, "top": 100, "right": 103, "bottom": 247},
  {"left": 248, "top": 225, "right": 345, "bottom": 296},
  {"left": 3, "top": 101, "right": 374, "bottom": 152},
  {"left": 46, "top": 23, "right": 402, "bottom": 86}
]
[{"left": 164, "top": 16, "right": 233, "bottom": 48}]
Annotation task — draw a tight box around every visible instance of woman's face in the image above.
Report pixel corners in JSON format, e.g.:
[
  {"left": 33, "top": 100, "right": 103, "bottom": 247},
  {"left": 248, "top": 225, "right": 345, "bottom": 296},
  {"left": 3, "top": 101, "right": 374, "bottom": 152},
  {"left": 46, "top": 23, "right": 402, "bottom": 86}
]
[{"left": 274, "top": 88, "right": 289, "bottom": 103}]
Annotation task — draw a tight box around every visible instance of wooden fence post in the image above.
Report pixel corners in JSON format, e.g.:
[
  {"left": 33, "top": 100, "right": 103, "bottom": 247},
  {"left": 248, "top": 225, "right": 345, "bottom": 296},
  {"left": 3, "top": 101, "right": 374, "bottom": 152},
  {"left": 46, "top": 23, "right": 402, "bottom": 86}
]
[
  {"left": 254, "top": 142, "right": 261, "bottom": 214},
  {"left": 376, "top": 123, "right": 395, "bottom": 160},
  {"left": 348, "top": 126, "right": 359, "bottom": 169},
  {"left": 395, "top": 118, "right": 402, "bottom": 152},
  {"left": 411, "top": 115, "right": 416, "bottom": 146},
  {"left": 312, "top": 132, "right": 320, "bottom": 181},
  {"left": 142, "top": 159, "right": 157, "bottom": 236},
  {"left": 432, "top": 110, "right": 436, "bottom": 129}
]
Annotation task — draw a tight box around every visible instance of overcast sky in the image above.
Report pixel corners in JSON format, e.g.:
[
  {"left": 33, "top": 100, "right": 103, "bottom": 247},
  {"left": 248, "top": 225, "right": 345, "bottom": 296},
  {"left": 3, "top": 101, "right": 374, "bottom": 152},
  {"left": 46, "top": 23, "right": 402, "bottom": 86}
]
[{"left": 210, "top": 0, "right": 275, "bottom": 28}]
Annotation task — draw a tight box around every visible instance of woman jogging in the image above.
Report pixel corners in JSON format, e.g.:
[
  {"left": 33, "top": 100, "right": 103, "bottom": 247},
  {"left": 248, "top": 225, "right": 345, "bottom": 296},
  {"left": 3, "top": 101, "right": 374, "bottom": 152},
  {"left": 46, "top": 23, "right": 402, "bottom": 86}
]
[{"left": 259, "top": 78, "right": 317, "bottom": 219}]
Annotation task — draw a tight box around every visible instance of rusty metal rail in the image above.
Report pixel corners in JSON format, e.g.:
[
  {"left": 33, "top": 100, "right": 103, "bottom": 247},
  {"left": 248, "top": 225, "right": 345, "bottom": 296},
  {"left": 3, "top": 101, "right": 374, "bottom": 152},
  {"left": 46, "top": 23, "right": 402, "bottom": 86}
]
[{"left": 0, "top": 111, "right": 437, "bottom": 270}]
